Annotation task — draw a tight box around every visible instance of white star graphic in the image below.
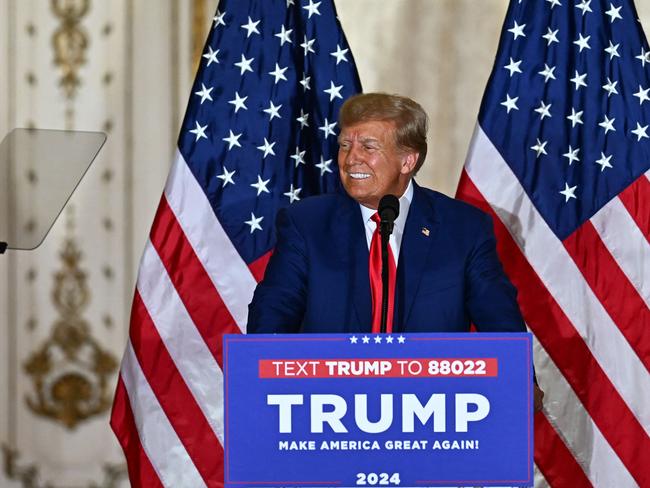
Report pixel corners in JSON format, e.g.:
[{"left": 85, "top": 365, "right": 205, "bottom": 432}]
[
  {"left": 202, "top": 46, "right": 220, "bottom": 66},
  {"left": 374, "top": 336, "right": 382, "bottom": 344},
  {"left": 567, "top": 108, "right": 584, "bottom": 127},
  {"left": 194, "top": 83, "right": 213, "bottom": 104},
  {"left": 330, "top": 44, "right": 349, "bottom": 64},
  {"left": 570, "top": 70, "right": 588, "bottom": 90},
  {"left": 275, "top": 25, "right": 293, "bottom": 45},
  {"left": 576, "top": 0, "right": 592, "bottom": 15},
  {"left": 316, "top": 156, "right": 333, "bottom": 175},
  {"left": 241, "top": 16, "right": 261, "bottom": 37},
  {"left": 300, "top": 73, "right": 311, "bottom": 91},
  {"left": 290, "top": 146, "right": 306, "bottom": 166},
  {"left": 501, "top": 93, "right": 519, "bottom": 113},
  {"left": 605, "top": 4, "right": 622, "bottom": 22},
  {"left": 319, "top": 118, "right": 337, "bottom": 138},
  {"left": 263, "top": 101, "right": 282, "bottom": 120},
  {"left": 216, "top": 166, "right": 235, "bottom": 187},
  {"left": 574, "top": 33, "right": 591, "bottom": 52},
  {"left": 362, "top": 336, "right": 370, "bottom": 344},
  {"left": 300, "top": 35, "right": 316, "bottom": 55},
  {"left": 534, "top": 101, "right": 552, "bottom": 119},
  {"left": 287, "top": 0, "right": 295, "bottom": 5},
  {"left": 539, "top": 64, "right": 556, "bottom": 83},
  {"left": 563, "top": 146, "right": 580, "bottom": 165},
  {"left": 397, "top": 335, "right": 406, "bottom": 344},
  {"left": 385, "top": 336, "right": 394, "bottom": 344},
  {"left": 636, "top": 48, "right": 650, "bottom": 67},
  {"left": 633, "top": 85, "right": 650, "bottom": 105},
  {"left": 256, "top": 138, "right": 276, "bottom": 158},
  {"left": 228, "top": 91, "right": 248, "bottom": 113},
  {"left": 604, "top": 41, "right": 621, "bottom": 60},
  {"left": 504, "top": 57, "right": 522, "bottom": 76},
  {"left": 595, "top": 152, "right": 613, "bottom": 172},
  {"left": 251, "top": 175, "right": 271, "bottom": 195},
  {"left": 508, "top": 21, "right": 526, "bottom": 39},
  {"left": 284, "top": 184, "right": 302, "bottom": 203},
  {"left": 213, "top": 10, "right": 226, "bottom": 28},
  {"left": 542, "top": 28, "right": 559, "bottom": 46},
  {"left": 189, "top": 121, "right": 208, "bottom": 141},
  {"left": 349, "top": 336, "right": 358, "bottom": 344},
  {"left": 269, "top": 63, "right": 289, "bottom": 84},
  {"left": 560, "top": 183, "right": 578, "bottom": 202},
  {"left": 599, "top": 115, "right": 616, "bottom": 134},
  {"left": 245, "top": 213, "right": 263, "bottom": 233},
  {"left": 530, "top": 138, "right": 548, "bottom": 157},
  {"left": 324, "top": 81, "right": 343, "bottom": 101},
  {"left": 296, "top": 109, "right": 309, "bottom": 129},
  {"left": 603, "top": 78, "right": 618, "bottom": 97},
  {"left": 631, "top": 122, "right": 649, "bottom": 141},
  {"left": 303, "top": 0, "right": 322, "bottom": 18},
  {"left": 222, "top": 130, "right": 242, "bottom": 150},
  {"left": 546, "top": 0, "right": 561, "bottom": 7},
  {"left": 234, "top": 54, "right": 254, "bottom": 75}
]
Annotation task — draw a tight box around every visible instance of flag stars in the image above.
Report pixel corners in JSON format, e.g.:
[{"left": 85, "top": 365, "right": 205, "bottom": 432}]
[
  {"left": 563, "top": 146, "right": 580, "bottom": 165},
  {"left": 256, "top": 138, "right": 276, "bottom": 158},
  {"left": 560, "top": 183, "right": 578, "bottom": 202},
  {"left": 508, "top": 21, "right": 526, "bottom": 40},
  {"left": 269, "top": 63, "right": 289, "bottom": 84},
  {"left": 263, "top": 101, "right": 282, "bottom": 120},
  {"left": 330, "top": 44, "right": 349, "bottom": 64},
  {"left": 573, "top": 34, "right": 591, "bottom": 52},
  {"left": 605, "top": 4, "right": 622, "bottom": 22},
  {"left": 228, "top": 91, "right": 248, "bottom": 113},
  {"left": 546, "top": 0, "right": 561, "bottom": 8},
  {"left": 194, "top": 83, "right": 213, "bottom": 104},
  {"left": 631, "top": 122, "right": 649, "bottom": 141},
  {"left": 599, "top": 115, "right": 616, "bottom": 134},
  {"left": 189, "top": 121, "right": 208, "bottom": 141},
  {"left": 216, "top": 166, "right": 235, "bottom": 187},
  {"left": 501, "top": 94, "right": 519, "bottom": 113},
  {"left": 251, "top": 175, "right": 271, "bottom": 195},
  {"left": 290, "top": 146, "right": 306, "bottom": 166},
  {"left": 636, "top": 48, "right": 650, "bottom": 67},
  {"left": 213, "top": 10, "right": 226, "bottom": 28},
  {"left": 539, "top": 64, "right": 556, "bottom": 82},
  {"left": 202, "top": 46, "right": 219, "bottom": 66},
  {"left": 530, "top": 138, "right": 548, "bottom": 157},
  {"left": 633, "top": 85, "right": 650, "bottom": 105},
  {"left": 245, "top": 213, "right": 263, "bottom": 233},
  {"left": 301, "top": 35, "right": 316, "bottom": 55},
  {"left": 275, "top": 25, "right": 293, "bottom": 45},
  {"left": 542, "top": 28, "right": 559, "bottom": 46},
  {"left": 567, "top": 108, "right": 584, "bottom": 127},
  {"left": 300, "top": 73, "right": 311, "bottom": 91},
  {"left": 534, "top": 101, "right": 552, "bottom": 119},
  {"left": 603, "top": 78, "right": 618, "bottom": 97},
  {"left": 296, "top": 109, "right": 309, "bottom": 129},
  {"left": 570, "top": 71, "right": 588, "bottom": 90},
  {"left": 234, "top": 54, "right": 254, "bottom": 75},
  {"left": 284, "top": 184, "right": 302, "bottom": 203},
  {"left": 576, "top": 0, "right": 592, "bottom": 15},
  {"left": 303, "top": 0, "right": 322, "bottom": 18},
  {"left": 595, "top": 152, "right": 613, "bottom": 172},
  {"left": 503, "top": 57, "right": 522, "bottom": 76},
  {"left": 319, "top": 118, "right": 337, "bottom": 138},
  {"left": 241, "top": 16, "right": 261, "bottom": 37},
  {"left": 316, "top": 156, "right": 333, "bottom": 175},
  {"left": 324, "top": 81, "right": 344, "bottom": 101},
  {"left": 605, "top": 41, "right": 621, "bottom": 60},
  {"left": 222, "top": 130, "right": 242, "bottom": 149}
]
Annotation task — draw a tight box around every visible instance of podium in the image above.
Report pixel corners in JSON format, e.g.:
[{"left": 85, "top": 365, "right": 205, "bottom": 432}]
[{"left": 223, "top": 332, "right": 534, "bottom": 487}]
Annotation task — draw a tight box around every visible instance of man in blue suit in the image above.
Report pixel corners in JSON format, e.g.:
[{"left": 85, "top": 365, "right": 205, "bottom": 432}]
[{"left": 248, "top": 93, "right": 526, "bottom": 336}]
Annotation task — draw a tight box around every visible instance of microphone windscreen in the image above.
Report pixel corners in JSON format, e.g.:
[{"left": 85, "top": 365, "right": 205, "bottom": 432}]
[{"left": 378, "top": 194, "right": 400, "bottom": 222}]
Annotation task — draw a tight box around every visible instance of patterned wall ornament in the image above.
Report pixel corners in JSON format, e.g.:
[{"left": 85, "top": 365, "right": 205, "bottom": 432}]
[{"left": 22, "top": 209, "right": 118, "bottom": 429}]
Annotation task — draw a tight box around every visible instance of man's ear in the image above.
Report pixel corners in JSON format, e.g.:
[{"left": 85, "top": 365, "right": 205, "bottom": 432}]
[{"left": 400, "top": 151, "right": 418, "bottom": 175}]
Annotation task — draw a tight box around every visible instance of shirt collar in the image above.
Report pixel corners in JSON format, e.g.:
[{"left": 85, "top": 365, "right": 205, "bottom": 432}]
[{"left": 359, "top": 179, "right": 414, "bottom": 225}]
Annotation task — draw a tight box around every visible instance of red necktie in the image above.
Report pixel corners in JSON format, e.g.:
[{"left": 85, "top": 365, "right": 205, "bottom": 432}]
[{"left": 369, "top": 212, "right": 396, "bottom": 333}]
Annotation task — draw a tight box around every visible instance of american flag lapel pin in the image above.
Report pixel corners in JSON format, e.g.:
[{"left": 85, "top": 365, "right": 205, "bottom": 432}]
[{"left": 421, "top": 227, "right": 430, "bottom": 237}]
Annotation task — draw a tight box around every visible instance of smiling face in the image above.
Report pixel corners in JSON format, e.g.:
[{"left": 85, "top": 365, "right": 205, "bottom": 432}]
[{"left": 338, "top": 120, "right": 418, "bottom": 209}]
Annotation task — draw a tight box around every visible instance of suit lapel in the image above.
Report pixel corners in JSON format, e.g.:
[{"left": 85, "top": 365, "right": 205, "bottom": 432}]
[{"left": 394, "top": 182, "right": 439, "bottom": 330}]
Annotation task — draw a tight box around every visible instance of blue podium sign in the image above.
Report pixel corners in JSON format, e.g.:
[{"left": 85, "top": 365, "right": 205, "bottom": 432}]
[{"left": 223, "top": 333, "right": 533, "bottom": 487}]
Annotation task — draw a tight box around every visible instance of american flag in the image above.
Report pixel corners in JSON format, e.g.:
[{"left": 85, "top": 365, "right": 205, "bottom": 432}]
[
  {"left": 457, "top": 0, "right": 650, "bottom": 486},
  {"left": 110, "top": 0, "right": 361, "bottom": 485}
]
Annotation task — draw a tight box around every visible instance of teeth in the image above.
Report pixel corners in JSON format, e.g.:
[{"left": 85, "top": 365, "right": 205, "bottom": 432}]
[{"left": 349, "top": 173, "right": 370, "bottom": 179}]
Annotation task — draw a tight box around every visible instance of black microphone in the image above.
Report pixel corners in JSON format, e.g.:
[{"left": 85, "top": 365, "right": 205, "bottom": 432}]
[{"left": 377, "top": 195, "right": 399, "bottom": 334}]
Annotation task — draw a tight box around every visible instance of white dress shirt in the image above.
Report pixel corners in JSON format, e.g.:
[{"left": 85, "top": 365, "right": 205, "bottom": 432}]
[{"left": 359, "top": 179, "right": 414, "bottom": 264}]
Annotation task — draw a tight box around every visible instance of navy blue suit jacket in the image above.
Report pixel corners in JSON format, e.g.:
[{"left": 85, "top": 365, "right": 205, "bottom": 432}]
[{"left": 247, "top": 182, "right": 525, "bottom": 334}]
